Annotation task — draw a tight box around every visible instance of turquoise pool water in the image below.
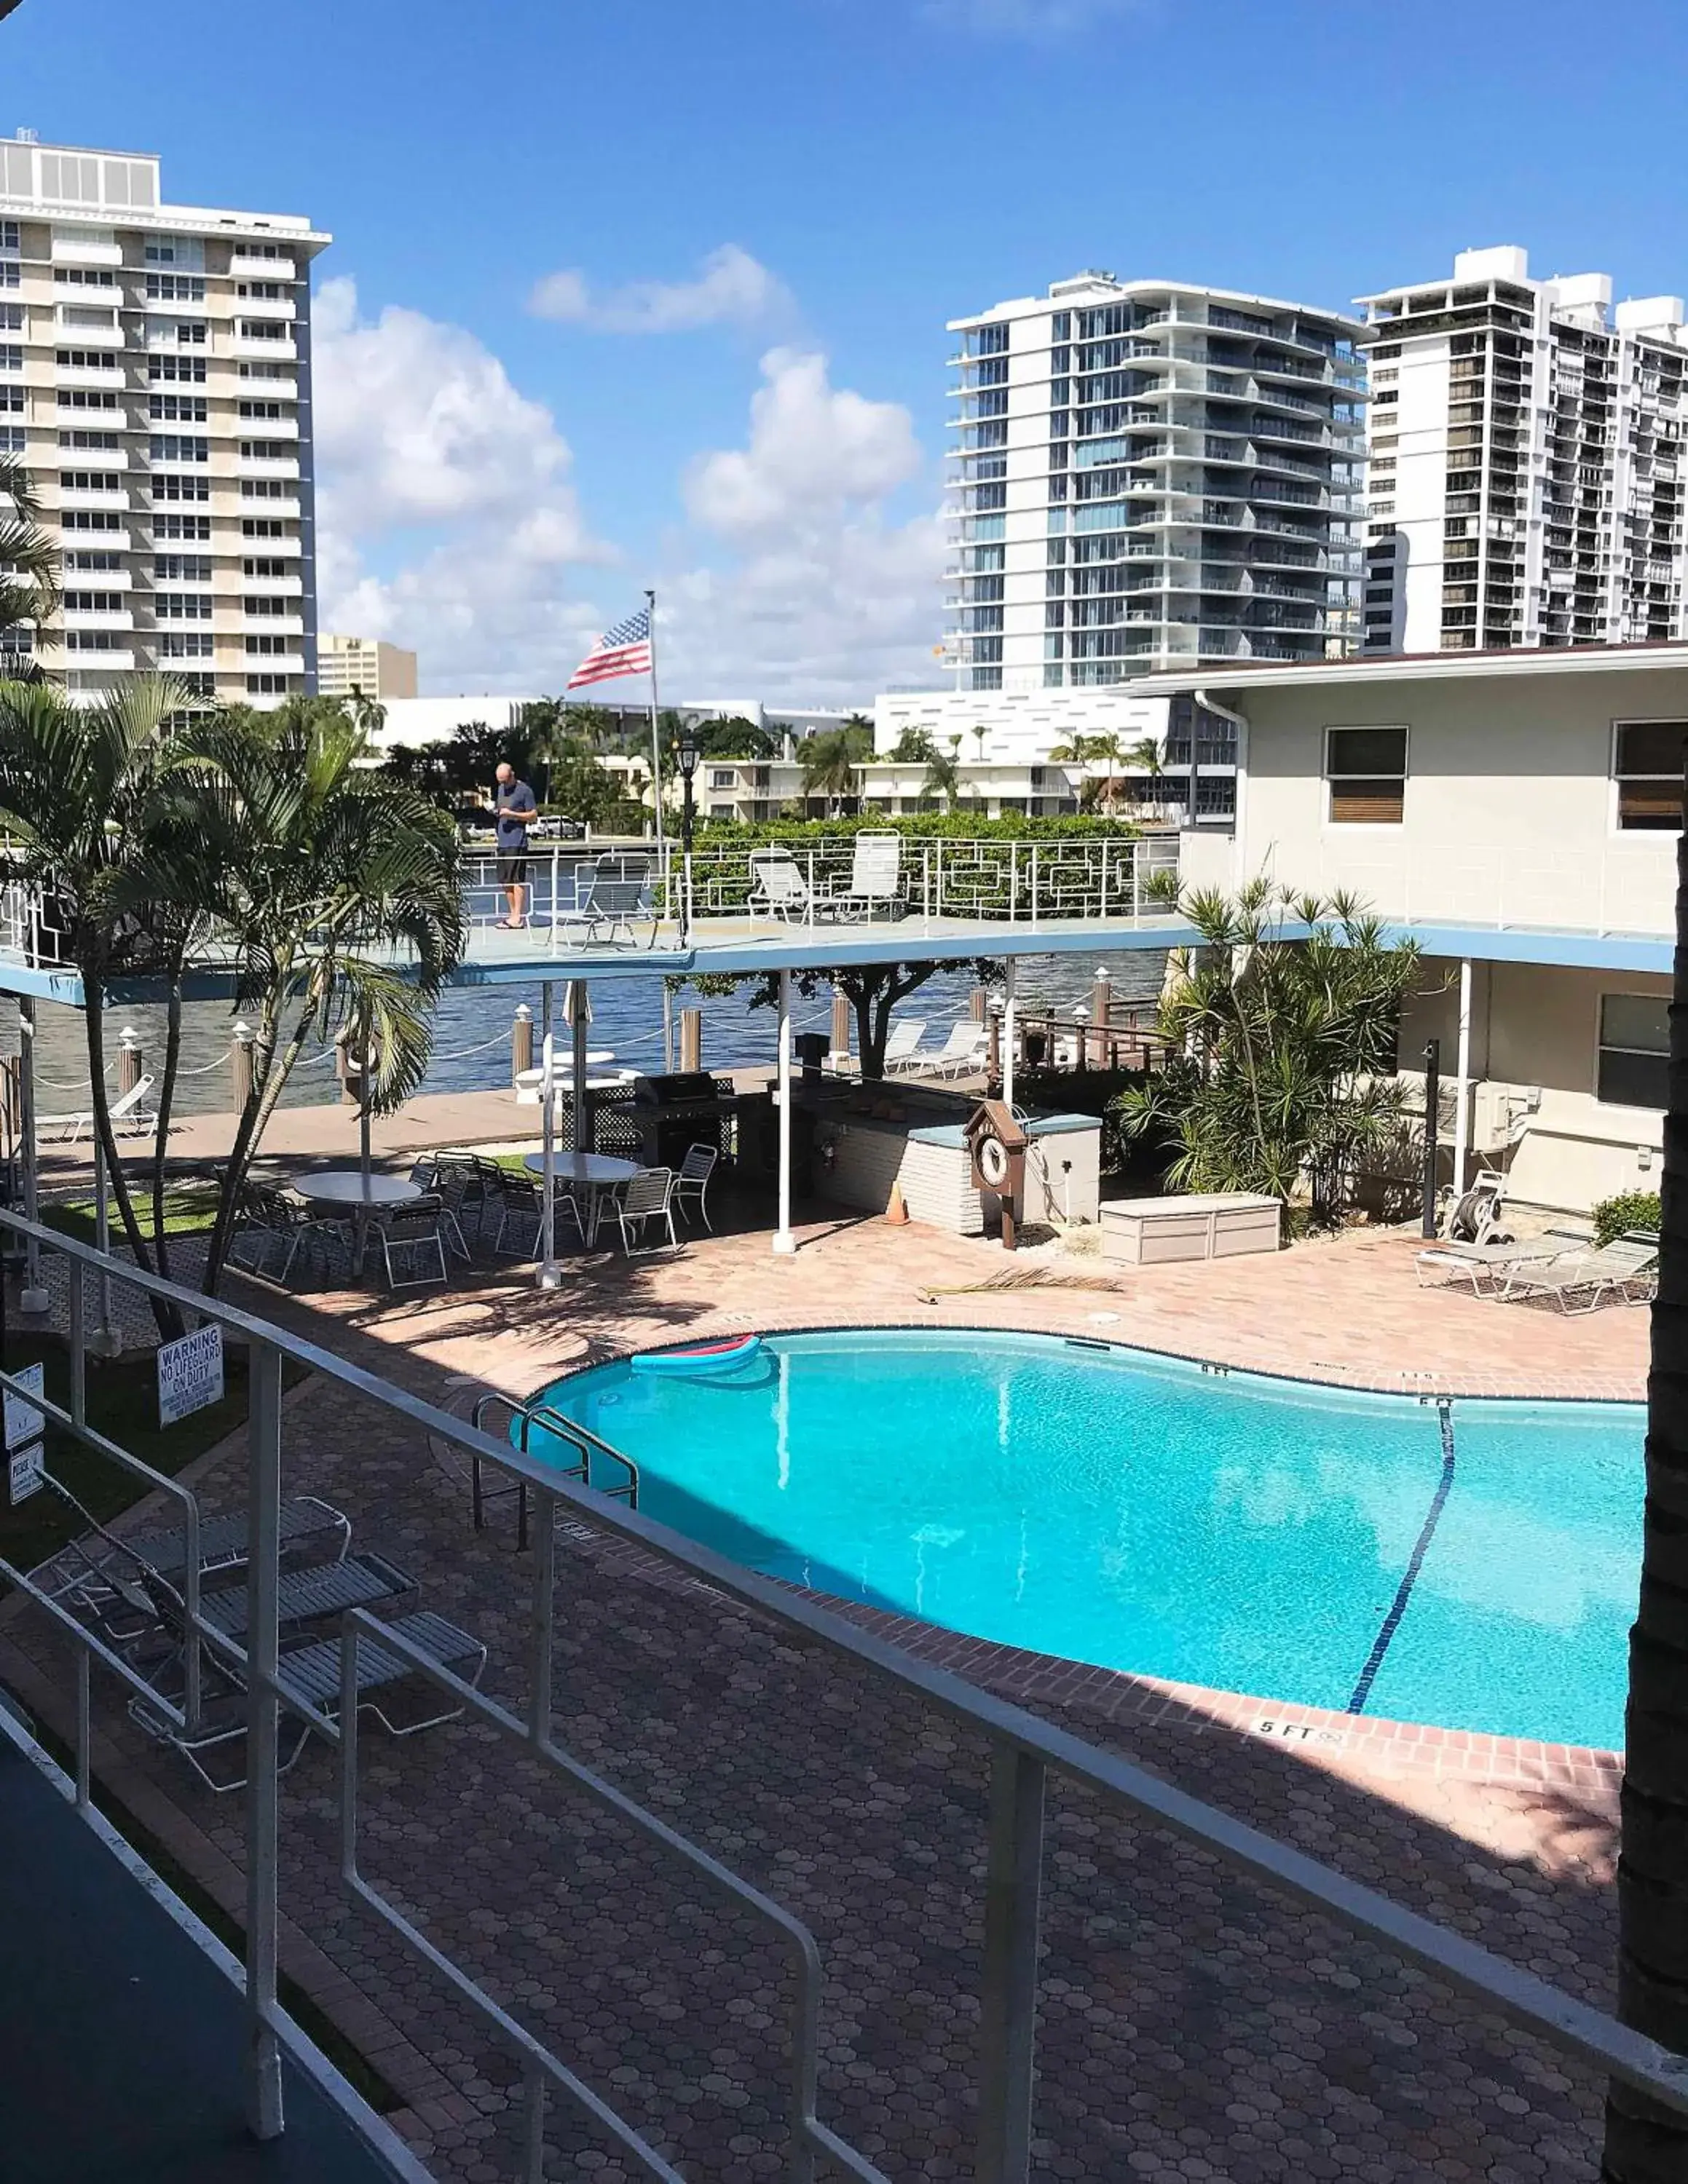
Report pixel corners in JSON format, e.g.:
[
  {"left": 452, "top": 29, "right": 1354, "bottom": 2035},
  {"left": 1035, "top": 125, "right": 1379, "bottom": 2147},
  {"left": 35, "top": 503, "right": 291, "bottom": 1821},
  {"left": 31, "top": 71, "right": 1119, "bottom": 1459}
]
[{"left": 529, "top": 1329, "right": 1642, "bottom": 1749}]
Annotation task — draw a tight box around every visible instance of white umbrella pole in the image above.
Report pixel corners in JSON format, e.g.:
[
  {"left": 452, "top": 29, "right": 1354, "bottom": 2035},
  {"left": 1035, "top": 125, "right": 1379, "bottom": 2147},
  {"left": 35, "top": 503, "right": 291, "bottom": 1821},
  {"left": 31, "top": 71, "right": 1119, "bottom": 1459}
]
[
  {"left": 538, "top": 981, "right": 559, "bottom": 1290},
  {"left": 572, "top": 992, "right": 588, "bottom": 1154}
]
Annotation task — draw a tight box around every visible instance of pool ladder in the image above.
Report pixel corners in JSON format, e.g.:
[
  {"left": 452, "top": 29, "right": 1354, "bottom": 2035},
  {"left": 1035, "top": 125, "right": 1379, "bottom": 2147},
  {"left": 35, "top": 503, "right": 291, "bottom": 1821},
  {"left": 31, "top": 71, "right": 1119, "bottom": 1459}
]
[{"left": 471, "top": 1390, "right": 640, "bottom": 1549}]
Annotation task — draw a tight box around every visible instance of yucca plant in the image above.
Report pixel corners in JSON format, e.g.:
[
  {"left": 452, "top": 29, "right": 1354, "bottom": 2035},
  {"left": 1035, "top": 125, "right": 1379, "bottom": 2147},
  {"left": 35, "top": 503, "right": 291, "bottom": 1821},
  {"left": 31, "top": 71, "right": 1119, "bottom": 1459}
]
[{"left": 1114, "top": 878, "right": 1424, "bottom": 1227}]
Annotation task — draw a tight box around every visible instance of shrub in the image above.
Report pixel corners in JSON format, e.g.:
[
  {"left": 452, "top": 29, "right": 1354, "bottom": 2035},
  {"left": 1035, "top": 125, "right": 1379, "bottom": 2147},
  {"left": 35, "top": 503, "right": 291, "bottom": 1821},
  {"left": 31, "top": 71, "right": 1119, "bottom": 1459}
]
[{"left": 1593, "top": 1190, "right": 1662, "bottom": 1247}]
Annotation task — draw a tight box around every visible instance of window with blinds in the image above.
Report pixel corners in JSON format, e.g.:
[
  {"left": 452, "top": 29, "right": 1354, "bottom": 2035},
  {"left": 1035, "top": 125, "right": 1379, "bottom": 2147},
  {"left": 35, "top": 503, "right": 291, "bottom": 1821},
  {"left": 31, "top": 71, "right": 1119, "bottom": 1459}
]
[
  {"left": 1613, "top": 719, "right": 1687, "bottom": 831},
  {"left": 1325, "top": 726, "right": 1407, "bottom": 824}
]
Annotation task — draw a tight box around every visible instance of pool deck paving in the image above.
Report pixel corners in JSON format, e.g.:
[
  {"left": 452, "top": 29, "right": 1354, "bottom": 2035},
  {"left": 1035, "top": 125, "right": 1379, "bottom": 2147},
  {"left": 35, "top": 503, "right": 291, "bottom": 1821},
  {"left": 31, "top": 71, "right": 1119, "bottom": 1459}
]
[{"left": 0, "top": 1206, "right": 1646, "bottom": 2180}]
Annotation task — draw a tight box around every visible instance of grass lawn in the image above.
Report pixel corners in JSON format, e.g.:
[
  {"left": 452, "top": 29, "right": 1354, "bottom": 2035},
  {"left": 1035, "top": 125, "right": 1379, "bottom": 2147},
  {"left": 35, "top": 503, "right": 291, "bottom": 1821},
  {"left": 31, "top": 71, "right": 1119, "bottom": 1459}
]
[
  {"left": 0, "top": 1329, "right": 277, "bottom": 1580},
  {"left": 42, "top": 1178, "right": 221, "bottom": 1249}
]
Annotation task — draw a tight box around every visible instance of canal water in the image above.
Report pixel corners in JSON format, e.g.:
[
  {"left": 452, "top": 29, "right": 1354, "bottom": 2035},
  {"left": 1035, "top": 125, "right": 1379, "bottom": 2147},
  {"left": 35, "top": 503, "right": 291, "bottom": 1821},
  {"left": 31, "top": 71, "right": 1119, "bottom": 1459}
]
[{"left": 0, "top": 951, "right": 1167, "bottom": 1117}]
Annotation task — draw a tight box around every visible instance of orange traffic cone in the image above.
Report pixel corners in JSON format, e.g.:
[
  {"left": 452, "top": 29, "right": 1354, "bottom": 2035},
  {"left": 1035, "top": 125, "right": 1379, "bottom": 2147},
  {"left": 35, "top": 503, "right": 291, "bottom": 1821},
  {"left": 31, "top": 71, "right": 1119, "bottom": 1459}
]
[{"left": 886, "top": 1180, "right": 911, "bottom": 1227}]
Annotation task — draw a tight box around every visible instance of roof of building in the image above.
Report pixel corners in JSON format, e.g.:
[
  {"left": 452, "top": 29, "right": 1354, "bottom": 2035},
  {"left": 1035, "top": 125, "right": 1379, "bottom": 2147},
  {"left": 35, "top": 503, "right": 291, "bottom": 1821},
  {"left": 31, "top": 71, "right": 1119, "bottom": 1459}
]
[{"left": 1139, "top": 641, "right": 1688, "bottom": 699}]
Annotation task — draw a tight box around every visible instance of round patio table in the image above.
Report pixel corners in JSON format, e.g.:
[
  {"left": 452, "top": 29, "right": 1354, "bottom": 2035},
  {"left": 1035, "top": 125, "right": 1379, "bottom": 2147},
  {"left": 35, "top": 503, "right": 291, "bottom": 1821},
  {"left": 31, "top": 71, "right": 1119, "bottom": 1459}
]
[
  {"left": 524, "top": 1151, "right": 639, "bottom": 1248},
  {"left": 293, "top": 1170, "right": 423, "bottom": 1277}
]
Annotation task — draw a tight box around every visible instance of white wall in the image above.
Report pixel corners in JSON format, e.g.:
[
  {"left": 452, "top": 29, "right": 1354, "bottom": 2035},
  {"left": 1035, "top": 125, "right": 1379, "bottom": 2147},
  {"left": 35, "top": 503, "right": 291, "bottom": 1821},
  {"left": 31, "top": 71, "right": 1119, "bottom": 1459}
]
[{"left": 1218, "top": 662, "right": 1687, "bottom": 936}]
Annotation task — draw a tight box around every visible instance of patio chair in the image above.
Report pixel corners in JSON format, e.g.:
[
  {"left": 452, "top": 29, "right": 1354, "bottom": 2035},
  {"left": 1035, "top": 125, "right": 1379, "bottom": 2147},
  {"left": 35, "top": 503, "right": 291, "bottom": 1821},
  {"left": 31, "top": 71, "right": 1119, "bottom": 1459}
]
[
  {"left": 1491, "top": 1233, "right": 1660, "bottom": 1313},
  {"left": 37, "top": 1072, "right": 157, "bottom": 1145},
  {"left": 748, "top": 845, "right": 816, "bottom": 925},
  {"left": 47, "top": 1494, "right": 351, "bottom": 1600},
  {"left": 830, "top": 831, "right": 905, "bottom": 922},
  {"left": 491, "top": 1171, "right": 543, "bottom": 1257},
  {"left": 130, "top": 1607, "right": 489, "bottom": 1795},
  {"left": 552, "top": 852, "right": 657, "bottom": 949},
  {"left": 613, "top": 1166, "right": 679, "bottom": 1255},
  {"left": 675, "top": 1143, "right": 719, "bottom": 1233},
  {"left": 878, "top": 1019, "right": 929, "bottom": 1074},
  {"left": 376, "top": 1194, "right": 449, "bottom": 1291},
  {"left": 426, "top": 1162, "right": 478, "bottom": 1261}
]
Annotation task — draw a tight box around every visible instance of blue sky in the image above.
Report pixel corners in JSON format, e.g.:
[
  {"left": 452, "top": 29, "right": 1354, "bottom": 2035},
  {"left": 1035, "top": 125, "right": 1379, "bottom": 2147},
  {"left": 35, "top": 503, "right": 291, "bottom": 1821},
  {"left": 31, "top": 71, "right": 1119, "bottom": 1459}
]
[{"left": 9, "top": 0, "right": 1688, "bottom": 700}]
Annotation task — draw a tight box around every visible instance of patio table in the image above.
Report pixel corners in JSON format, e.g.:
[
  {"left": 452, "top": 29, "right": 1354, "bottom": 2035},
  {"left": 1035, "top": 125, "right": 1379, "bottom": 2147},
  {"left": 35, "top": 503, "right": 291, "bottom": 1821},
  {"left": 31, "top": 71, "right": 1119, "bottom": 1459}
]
[
  {"left": 293, "top": 1170, "right": 423, "bottom": 1278},
  {"left": 524, "top": 1151, "right": 639, "bottom": 1246}
]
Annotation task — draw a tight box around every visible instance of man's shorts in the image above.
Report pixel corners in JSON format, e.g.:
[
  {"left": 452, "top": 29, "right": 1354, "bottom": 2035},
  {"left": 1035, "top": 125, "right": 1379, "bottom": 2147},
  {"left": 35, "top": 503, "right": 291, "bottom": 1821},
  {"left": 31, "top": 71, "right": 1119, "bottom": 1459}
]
[{"left": 497, "top": 852, "right": 529, "bottom": 886}]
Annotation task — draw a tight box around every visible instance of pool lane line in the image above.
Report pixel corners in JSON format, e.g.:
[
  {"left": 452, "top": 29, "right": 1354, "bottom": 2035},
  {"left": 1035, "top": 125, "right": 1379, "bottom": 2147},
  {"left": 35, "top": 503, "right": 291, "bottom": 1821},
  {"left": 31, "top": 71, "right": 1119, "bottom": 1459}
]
[{"left": 1346, "top": 1398, "right": 1458, "bottom": 1717}]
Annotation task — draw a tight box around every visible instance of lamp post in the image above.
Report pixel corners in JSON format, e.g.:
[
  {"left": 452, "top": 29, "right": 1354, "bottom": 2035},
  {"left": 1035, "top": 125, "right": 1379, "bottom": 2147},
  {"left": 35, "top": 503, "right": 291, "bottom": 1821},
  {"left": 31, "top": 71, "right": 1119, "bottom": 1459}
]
[{"left": 677, "top": 731, "right": 700, "bottom": 946}]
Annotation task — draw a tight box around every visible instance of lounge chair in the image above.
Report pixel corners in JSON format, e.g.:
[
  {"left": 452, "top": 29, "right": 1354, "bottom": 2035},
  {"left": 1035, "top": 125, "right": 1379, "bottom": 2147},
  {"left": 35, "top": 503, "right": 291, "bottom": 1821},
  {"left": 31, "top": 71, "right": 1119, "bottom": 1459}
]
[
  {"left": 894, "top": 1021, "right": 987, "bottom": 1081},
  {"left": 130, "top": 1608, "right": 489, "bottom": 1794},
  {"left": 749, "top": 846, "right": 816, "bottom": 925},
  {"left": 42, "top": 1492, "right": 350, "bottom": 1611},
  {"left": 38, "top": 1072, "right": 157, "bottom": 1144},
  {"left": 832, "top": 831, "right": 904, "bottom": 921},
  {"left": 552, "top": 852, "right": 657, "bottom": 949},
  {"left": 1491, "top": 1233, "right": 1660, "bottom": 1313},
  {"left": 1414, "top": 1236, "right": 1565, "bottom": 1292},
  {"left": 877, "top": 1020, "right": 928, "bottom": 1073}
]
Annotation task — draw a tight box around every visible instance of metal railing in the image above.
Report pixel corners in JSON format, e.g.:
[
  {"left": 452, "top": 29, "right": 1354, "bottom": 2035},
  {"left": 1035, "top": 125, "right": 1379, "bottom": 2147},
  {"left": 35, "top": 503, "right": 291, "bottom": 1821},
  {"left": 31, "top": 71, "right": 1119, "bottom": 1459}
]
[
  {"left": 460, "top": 834, "right": 1183, "bottom": 947},
  {"left": 1, "top": 1208, "right": 1688, "bottom": 2182}
]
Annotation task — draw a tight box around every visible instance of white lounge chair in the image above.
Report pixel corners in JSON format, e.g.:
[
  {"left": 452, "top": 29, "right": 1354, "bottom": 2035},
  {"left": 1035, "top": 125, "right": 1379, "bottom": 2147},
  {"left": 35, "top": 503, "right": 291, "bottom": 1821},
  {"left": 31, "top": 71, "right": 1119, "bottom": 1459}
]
[
  {"left": 832, "top": 831, "right": 904, "bottom": 921},
  {"left": 908, "top": 1022, "right": 989, "bottom": 1080},
  {"left": 749, "top": 846, "right": 816, "bottom": 925},
  {"left": 39, "top": 1072, "right": 157, "bottom": 1144},
  {"left": 552, "top": 853, "right": 656, "bottom": 949},
  {"left": 877, "top": 1020, "right": 929, "bottom": 1075},
  {"left": 1491, "top": 1233, "right": 1659, "bottom": 1313}
]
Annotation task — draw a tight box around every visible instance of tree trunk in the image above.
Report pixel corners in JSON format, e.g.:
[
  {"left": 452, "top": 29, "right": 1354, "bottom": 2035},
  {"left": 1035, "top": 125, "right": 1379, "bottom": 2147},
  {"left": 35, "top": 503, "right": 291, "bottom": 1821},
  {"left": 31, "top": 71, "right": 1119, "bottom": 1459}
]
[
  {"left": 1604, "top": 817, "right": 1688, "bottom": 2179},
  {"left": 150, "top": 973, "right": 184, "bottom": 1284},
  {"left": 83, "top": 980, "right": 182, "bottom": 1342}
]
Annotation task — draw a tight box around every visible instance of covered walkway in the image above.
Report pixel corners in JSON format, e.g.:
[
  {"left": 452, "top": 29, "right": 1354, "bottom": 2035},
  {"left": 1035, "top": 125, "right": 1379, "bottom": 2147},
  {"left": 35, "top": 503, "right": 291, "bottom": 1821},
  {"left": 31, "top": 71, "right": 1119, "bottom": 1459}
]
[{"left": 0, "top": 1714, "right": 416, "bottom": 2183}]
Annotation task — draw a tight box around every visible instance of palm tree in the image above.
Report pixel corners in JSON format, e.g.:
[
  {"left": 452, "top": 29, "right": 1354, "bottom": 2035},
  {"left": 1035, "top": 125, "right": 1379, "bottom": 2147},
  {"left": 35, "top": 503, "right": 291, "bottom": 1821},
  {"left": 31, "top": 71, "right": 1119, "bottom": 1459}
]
[
  {"left": 1603, "top": 811, "right": 1688, "bottom": 2180},
  {"left": 0, "top": 454, "right": 59, "bottom": 670},
  {"left": 189, "top": 700, "right": 466, "bottom": 1294},
  {"left": 1123, "top": 733, "right": 1165, "bottom": 817},
  {"left": 800, "top": 725, "right": 870, "bottom": 815}
]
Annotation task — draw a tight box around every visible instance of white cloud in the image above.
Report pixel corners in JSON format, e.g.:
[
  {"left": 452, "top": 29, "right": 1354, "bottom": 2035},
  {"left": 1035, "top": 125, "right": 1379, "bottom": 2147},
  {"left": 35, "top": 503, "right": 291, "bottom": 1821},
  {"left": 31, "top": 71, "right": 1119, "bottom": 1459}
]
[
  {"left": 315, "top": 291, "right": 944, "bottom": 703},
  {"left": 312, "top": 277, "right": 608, "bottom": 689},
  {"left": 684, "top": 347, "right": 922, "bottom": 537},
  {"left": 663, "top": 348, "right": 944, "bottom": 702},
  {"left": 527, "top": 245, "right": 789, "bottom": 333}
]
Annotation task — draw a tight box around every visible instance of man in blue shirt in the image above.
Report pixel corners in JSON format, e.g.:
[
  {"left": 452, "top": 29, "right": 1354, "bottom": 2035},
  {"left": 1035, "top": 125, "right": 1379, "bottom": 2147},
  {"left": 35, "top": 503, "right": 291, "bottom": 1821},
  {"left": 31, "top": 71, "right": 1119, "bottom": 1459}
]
[{"left": 494, "top": 761, "right": 537, "bottom": 929}]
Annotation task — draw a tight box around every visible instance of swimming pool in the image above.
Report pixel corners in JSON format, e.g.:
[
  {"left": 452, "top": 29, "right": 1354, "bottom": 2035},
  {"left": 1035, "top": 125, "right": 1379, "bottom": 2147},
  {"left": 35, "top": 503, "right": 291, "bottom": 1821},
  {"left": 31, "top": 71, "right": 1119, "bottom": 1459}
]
[{"left": 529, "top": 1329, "right": 1641, "bottom": 1750}]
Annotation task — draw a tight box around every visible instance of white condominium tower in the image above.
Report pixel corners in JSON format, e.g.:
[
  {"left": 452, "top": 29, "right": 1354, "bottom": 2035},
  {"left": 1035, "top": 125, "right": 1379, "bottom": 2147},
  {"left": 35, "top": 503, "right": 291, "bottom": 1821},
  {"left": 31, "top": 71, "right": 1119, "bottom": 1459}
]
[
  {"left": 0, "top": 135, "right": 329, "bottom": 703},
  {"left": 945, "top": 273, "right": 1366, "bottom": 692},
  {"left": 1357, "top": 245, "right": 1688, "bottom": 654}
]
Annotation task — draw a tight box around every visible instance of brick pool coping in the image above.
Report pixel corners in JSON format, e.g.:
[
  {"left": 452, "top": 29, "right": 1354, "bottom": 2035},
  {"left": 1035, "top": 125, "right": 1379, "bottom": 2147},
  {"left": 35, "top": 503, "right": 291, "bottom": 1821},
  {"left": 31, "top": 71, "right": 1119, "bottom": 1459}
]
[{"left": 456, "top": 1313, "right": 1631, "bottom": 1804}]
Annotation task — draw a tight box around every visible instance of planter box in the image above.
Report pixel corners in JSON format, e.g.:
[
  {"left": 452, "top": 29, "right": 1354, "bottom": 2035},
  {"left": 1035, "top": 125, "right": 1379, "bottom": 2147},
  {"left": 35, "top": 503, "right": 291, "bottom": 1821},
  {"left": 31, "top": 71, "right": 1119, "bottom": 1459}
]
[{"left": 1100, "top": 1192, "right": 1281, "bottom": 1265}]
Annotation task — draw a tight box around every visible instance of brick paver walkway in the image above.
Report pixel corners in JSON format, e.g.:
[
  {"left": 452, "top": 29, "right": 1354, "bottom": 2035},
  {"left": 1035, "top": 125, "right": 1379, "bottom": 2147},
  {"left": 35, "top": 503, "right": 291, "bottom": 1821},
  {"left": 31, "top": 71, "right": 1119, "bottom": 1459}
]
[{"left": 0, "top": 1206, "right": 1645, "bottom": 2180}]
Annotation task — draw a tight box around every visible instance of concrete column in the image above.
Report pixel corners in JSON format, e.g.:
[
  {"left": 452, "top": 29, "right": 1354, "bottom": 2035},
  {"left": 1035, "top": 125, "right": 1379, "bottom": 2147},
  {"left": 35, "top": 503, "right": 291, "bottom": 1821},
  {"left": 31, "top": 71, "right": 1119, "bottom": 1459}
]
[
  {"left": 1091, "top": 964, "right": 1111, "bottom": 1068},
  {"left": 773, "top": 968, "right": 795, "bottom": 1256},
  {"left": 117, "top": 1026, "right": 142, "bottom": 1097},
  {"left": 537, "top": 979, "right": 559, "bottom": 1291},
  {"left": 829, "top": 991, "right": 851, "bottom": 1062},
  {"left": 1452, "top": 956, "right": 1473, "bottom": 1197},
  {"left": 512, "top": 1002, "right": 533, "bottom": 1088},
  {"left": 679, "top": 1006, "right": 702, "bottom": 1075}
]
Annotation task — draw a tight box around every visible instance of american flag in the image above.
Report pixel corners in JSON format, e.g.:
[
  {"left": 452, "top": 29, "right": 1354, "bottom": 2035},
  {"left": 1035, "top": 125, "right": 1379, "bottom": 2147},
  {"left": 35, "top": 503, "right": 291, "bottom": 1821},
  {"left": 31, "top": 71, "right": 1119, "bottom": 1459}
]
[{"left": 566, "top": 606, "right": 653, "bottom": 691}]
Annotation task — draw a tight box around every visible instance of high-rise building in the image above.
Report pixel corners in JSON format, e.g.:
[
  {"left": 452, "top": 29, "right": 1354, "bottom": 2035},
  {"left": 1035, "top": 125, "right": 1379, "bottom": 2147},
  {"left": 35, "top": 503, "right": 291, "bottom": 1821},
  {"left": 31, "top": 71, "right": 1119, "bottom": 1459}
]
[
  {"left": 0, "top": 134, "right": 330, "bottom": 703},
  {"left": 318, "top": 633, "right": 418, "bottom": 703},
  {"left": 945, "top": 272, "right": 1367, "bottom": 693},
  {"left": 1356, "top": 245, "right": 1688, "bottom": 654}
]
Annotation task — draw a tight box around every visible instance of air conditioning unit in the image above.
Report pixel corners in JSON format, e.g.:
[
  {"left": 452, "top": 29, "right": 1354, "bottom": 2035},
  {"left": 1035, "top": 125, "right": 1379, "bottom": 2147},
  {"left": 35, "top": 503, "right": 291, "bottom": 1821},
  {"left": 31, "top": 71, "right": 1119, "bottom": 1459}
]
[{"left": 1470, "top": 1080, "right": 1542, "bottom": 1149}]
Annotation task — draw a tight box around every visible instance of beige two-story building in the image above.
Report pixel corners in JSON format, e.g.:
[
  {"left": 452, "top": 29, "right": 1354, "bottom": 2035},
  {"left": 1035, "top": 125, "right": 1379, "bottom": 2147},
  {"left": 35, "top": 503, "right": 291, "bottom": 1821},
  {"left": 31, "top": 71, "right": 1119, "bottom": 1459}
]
[{"left": 1148, "top": 644, "right": 1687, "bottom": 1213}]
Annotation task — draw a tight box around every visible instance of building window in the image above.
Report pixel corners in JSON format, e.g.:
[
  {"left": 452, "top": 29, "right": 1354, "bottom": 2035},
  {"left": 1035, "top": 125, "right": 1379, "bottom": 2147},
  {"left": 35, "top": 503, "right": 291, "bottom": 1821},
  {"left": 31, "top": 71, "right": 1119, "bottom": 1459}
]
[
  {"left": 1613, "top": 719, "right": 1687, "bottom": 830},
  {"left": 1597, "top": 994, "right": 1669, "bottom": 1108},
  {"left": 1325, "top": 726, "right": 1407, "bottom": 824}
]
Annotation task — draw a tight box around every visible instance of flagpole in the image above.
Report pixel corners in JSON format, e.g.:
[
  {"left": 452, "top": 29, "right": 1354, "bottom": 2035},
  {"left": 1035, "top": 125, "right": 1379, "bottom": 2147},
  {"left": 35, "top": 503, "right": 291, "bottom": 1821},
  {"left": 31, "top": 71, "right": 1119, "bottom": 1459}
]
[
  {"left": 644, "top": 587, "right": 676, "bottom": 1065},
  {"left": 644, "top": 586, "right": 666, "bottom": 864}
]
